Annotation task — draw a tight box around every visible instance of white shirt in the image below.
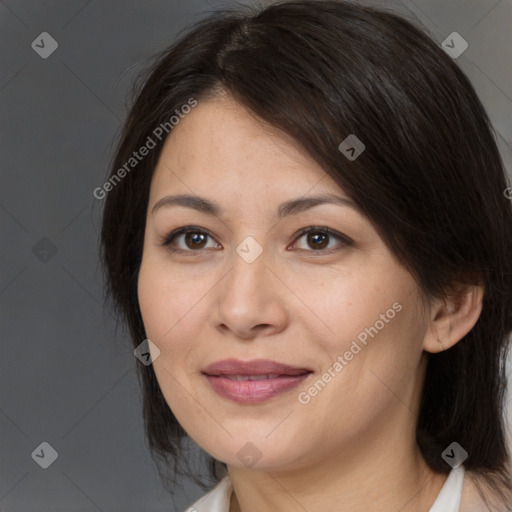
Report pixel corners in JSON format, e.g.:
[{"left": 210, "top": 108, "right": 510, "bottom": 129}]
[{"left": 185, "top": 465, "right": 465, "bottom": 512}]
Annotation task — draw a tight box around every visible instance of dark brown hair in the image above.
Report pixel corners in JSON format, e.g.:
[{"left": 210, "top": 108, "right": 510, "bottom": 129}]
[{"left": 100, "top": 0, "right": 512, "bottom": 506}]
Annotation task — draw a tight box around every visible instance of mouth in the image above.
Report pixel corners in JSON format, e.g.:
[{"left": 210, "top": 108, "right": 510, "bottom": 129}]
[
  {"left": 202, "top": 359, "right": 313, "bottom": 404},
  {"left": 218, "top": 374, "right": 287, "bottom": 381}
]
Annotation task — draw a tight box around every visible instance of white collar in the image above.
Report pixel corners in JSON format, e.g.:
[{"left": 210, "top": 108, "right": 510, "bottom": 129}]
[
  {"left": 185, "top": 466, "right": 465, "bottom": 512},
  {"left": 185, "top": 474, "right": 232, "bottom": 512},
  {"left": 429, "top": 465, "right": 465, "bottom": 512}
]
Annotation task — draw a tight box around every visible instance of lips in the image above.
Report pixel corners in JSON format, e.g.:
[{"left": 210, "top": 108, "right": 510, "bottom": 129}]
[
  {"left": 202, "top": 358, "right": 312, "bottom": 377},
  {"left": 202, "top": 359, "right": 313, "bottom": 404}
]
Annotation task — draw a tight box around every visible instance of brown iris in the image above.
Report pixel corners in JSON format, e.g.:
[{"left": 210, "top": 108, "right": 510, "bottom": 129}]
[
  {"left": 185, "top": 232, "right": 208, "bottom": 249},
  {"left": 307, "top": 232, "right": 328, "bottom": 250}
]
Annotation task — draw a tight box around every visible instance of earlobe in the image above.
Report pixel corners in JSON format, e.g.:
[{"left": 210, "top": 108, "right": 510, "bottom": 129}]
[{"left": 423, "top": 283, "right": 484, "bottom": 354}]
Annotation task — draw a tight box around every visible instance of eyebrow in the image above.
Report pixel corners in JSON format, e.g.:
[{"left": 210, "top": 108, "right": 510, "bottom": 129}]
[{"left": 151, "top": 193, "right": 360, "bottom": 219}]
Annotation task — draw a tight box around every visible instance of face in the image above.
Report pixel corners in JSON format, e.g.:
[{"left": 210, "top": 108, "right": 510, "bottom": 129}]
[{"left": 137, "top": 93, "right": 432, "bottom": 472}]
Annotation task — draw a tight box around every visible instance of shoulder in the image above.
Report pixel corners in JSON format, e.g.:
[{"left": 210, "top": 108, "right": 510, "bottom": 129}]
[{"left": 459, "top": 469, "right": 512, "bottom": 512}]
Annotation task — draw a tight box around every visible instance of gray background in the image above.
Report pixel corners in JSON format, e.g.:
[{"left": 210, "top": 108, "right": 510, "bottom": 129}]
[{"left": 1, "top": 1, "right": 511, "bottom": 511}]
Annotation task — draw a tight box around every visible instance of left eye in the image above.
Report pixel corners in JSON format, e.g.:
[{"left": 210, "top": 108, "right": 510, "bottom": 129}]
[{"left": 291, "top": 227, "right": 351, "bottom": 252}]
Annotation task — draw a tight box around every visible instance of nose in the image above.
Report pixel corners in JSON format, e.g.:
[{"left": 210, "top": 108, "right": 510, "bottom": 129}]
[{"left": 211, "top": 244, "right": 289, "bottom": 340}]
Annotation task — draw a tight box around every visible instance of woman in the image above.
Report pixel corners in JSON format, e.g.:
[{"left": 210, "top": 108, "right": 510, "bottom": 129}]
[{"left": 100, "top": 1, "right": 512, "bottom": 510}]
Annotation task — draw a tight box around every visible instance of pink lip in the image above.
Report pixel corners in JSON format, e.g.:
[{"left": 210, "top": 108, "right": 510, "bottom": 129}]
[
  {"left": 202, "top": 358, "right": 311, "bottom": 376},
  {"left": 202, "top": 358, "right": 312, "bottom": 404}
]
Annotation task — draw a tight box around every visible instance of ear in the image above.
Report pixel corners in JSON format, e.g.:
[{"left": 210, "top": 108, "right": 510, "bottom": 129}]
[{"left": 423, "top": 283, "right": 484, "bottom": 354}]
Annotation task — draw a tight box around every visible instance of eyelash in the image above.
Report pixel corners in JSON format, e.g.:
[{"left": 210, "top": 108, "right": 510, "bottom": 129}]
[{"left": 161, "top": 225, "right": 353, "bottom": 255}]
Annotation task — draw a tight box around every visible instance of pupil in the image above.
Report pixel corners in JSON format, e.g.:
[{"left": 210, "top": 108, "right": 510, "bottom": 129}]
[
  {"left": 186, "top": 232, "right": 207, "bottom": 249},
  {"left": 308, "top": 232, "right": 328, "bottom": 250}
]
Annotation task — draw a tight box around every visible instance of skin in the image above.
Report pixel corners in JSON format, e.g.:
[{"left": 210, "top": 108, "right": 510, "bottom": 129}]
[{"left": 137, "top": 92, "right": 484, "bottom": 512}]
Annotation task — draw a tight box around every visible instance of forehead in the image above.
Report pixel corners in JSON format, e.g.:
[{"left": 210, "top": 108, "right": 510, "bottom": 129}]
[{"left": 149, "top": 94, "right": 337, "bottom": 196}]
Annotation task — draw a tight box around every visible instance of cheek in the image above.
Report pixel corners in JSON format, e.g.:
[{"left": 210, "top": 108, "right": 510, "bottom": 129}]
[
  {"left": 137, "top": 261, "right": 173, "bottom": 341},
  {"left": 299, "top": 270, "right": 400, "bottom": 343},
  {"left": 307, "top": 264, "right": 424, "bottom": 386},
  {"left": 137, "top": 256, "right": 210, "bottom": 342},
  {"left": 137, "top": 259, "right": 207, "bottom": 423}
]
